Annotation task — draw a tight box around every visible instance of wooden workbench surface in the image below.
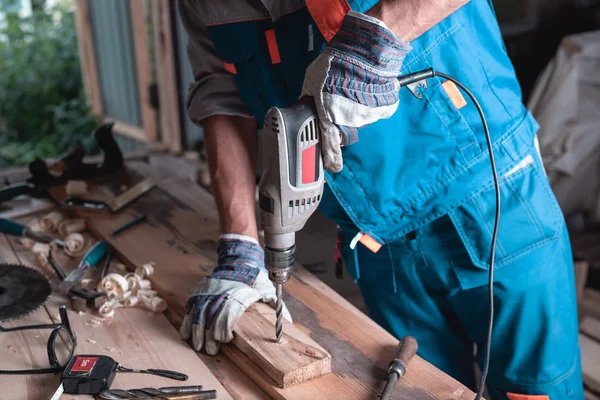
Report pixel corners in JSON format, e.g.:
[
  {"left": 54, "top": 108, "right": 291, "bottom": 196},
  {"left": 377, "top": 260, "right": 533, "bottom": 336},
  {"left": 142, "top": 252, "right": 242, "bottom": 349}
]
[{"left": 0, "top": 154, "right": 477, "bottom": 400}]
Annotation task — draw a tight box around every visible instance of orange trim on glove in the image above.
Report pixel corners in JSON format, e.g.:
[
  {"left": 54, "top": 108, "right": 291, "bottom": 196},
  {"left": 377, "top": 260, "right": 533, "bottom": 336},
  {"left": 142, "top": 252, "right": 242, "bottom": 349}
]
[
  {"left": 506, "top": 393, "right": 550, "bottom": 400},
  {"left": 305, "top": 0, "right": 351, "bottom": 42}
]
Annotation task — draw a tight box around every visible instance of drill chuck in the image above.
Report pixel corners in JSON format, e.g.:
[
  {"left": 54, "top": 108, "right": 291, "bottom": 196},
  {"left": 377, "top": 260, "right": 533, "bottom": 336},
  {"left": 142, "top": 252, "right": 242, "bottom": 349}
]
[{"left": 265, "top": 245, "right": 295, "bottom": 284}]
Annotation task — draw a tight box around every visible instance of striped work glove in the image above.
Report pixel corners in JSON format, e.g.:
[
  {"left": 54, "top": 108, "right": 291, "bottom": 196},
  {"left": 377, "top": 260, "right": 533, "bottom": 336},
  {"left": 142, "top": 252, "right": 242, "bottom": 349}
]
[
  {"left": 301, "top": 11, "right": 412, "bottom": 172},
  {"left": 180, "top": 235, "right": 291, "bottom": 355}
]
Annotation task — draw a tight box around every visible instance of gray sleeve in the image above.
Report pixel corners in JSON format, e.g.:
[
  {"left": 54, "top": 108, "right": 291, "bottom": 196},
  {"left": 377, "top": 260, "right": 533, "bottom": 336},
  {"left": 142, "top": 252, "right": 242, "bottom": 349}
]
[{"left": 178, "top": 0, "right": 253, "bottom": 125}]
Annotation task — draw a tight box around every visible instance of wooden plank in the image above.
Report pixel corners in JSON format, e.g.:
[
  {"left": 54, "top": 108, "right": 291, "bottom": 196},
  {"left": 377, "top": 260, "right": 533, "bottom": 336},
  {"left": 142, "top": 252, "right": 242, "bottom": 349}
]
[
  {"left": 233, "top": 302, "right": 331, "bottom": 388},
  {"left": 129, "top": 0, "right": 157, "bottom": 142},
  {"left": 150, "top": 0, "right": 182, "bottom": 153},
  {"left": 580, "top": 289, "right": 600, "bottom": 321},
  {"left": 74, "top": 0, "right": 102, "bottom": 115},
  {"left": 580, "top": 333, "right": 600, "bottom": 394},
  {"left": 581, "top": 317, "right": 600, "bottom": 342},
  {"left": 48, "top": 168, "right": 477, "bottom": 400},
  {"left": 575, "top": 260, "right": 590, "bottom": 301},
  {"left": 7, "top": 213, "right": 233, "bottom": 400}
]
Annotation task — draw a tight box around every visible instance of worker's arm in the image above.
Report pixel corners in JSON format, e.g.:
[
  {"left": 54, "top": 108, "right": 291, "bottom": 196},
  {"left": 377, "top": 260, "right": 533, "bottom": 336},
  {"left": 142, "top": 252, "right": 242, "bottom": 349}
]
[
  {"left": 365, "top": 0, "right": 469, "bottom": 42},
  {"left": 203, "top": 115, "right": 259, "bottom": 240}
]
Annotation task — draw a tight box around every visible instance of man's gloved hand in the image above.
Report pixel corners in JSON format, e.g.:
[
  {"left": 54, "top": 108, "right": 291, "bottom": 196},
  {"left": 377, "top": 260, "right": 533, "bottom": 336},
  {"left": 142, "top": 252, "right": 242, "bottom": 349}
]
[
  {"left": 302, "top": 11, "right": 412, "bottom": 172},
  {"left": 180, "top": 235, "right": 292, "bottom": 355}
]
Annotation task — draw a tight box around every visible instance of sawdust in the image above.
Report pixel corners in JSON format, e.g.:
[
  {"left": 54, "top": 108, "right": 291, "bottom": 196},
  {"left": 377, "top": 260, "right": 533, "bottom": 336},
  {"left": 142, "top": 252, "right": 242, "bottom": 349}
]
[{"left": 86, "top": 339, "right": 96, "bottom": 344}]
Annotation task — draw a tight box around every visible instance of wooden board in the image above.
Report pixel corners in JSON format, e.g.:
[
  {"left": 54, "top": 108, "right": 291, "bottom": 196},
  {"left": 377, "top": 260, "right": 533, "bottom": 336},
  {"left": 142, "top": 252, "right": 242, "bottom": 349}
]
[
  {"left": 586, "top": 390, "right": 600, "bottom": 400},
  {"left": 3, "top": 213, "right": 233, "bottom": 400},
  {"left": 47, "top": 163, "right": 478, "bottom": 400},
  {"left": 580, "top": 289, "right": 600, "bottom": 321},
  {"left": 580, "top": 333, "right": 600, "bottom": 394},
  {"left": 575, "top": 260, "right": 590, "bottom": 301},
  {"left": 233, "top": 302, "right": 331, "bottom": 388}
]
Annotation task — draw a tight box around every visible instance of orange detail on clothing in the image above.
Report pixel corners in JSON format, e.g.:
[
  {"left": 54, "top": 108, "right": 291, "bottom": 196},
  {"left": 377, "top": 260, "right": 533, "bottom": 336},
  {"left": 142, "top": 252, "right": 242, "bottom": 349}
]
[
  {"left": 442, "top": 80, "right": 467, "bottom": 110},
  {"left": 305, "top": 0, "right": 351, "bottom": 42},
  {"left": 265, "top": 29, "right": 281, "bottom": 64},
  {"left": 223, "top": 62, "right": 237, "bottom": 74},
  {"left": 506, "top": 394, "right": 550, "bottom": 400},
  {"left": 359, "top": 234, "right": 382, "bottom": 253}
]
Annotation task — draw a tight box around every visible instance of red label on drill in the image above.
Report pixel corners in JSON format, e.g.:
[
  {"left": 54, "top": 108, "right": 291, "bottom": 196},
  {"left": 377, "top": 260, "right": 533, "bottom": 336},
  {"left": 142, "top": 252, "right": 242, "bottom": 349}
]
[{"left": 70, "top": 356, "right": 98, "bottom": 372}]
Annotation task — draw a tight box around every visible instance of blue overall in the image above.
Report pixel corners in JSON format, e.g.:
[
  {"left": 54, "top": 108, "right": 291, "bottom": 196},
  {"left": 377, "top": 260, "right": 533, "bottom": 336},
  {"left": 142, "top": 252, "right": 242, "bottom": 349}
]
[{"left": 205, "top": 1, "right": 583, "bottom": 398}]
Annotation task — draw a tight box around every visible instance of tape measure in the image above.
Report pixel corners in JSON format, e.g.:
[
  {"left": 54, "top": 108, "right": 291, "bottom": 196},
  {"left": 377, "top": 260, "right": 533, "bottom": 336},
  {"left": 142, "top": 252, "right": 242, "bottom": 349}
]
[{"left": 49, "top": 354, "right": 188, "bottom": 399}]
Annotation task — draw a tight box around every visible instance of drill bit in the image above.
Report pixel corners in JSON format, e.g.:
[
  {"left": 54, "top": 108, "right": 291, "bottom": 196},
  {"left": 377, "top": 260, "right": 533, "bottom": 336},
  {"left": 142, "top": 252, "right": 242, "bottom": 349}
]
[{"left": 275, "top": 283, "right": 283, "bottom": 343}]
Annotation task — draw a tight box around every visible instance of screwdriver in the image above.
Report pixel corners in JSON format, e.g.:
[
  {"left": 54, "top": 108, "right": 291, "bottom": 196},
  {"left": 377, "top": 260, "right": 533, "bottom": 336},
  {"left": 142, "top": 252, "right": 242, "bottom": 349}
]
[{"left": 0, "top": 217, "right": 65, "bottom": 247}]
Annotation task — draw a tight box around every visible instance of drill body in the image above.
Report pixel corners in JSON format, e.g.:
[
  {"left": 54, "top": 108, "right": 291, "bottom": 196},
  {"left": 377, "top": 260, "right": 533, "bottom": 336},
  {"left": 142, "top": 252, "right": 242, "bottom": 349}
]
[{"left": 258, "top": 98, "right": 324, "bottom": 341}]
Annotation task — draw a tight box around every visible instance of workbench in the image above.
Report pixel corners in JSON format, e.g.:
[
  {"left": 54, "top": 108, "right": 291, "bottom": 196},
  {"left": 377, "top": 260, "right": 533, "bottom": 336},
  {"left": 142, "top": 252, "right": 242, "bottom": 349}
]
[{"left": 0, "top": 152, "right": 477, "bottom": 400}]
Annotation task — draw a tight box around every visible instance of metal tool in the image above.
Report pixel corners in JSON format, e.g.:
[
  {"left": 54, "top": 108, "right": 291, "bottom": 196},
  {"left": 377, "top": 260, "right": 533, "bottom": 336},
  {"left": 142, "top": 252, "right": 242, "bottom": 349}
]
[
  {"left": 111, "top": 215, "right": 147, "bottom": 236},
  {"left": 0, "top": 263, "right": 52, "bottom": 321},
  {"left": 47, "top": 250, "right": 104, "bottom": 301},
  {"left": 380, "top": 336, "right": 418, "bottom": 400},
  {"left": 258, "top": 97, "right": 324, "bottom": 342},
  {"left": 59, "top": 241, "right": 108, "bottom": 292},
  {"left": 100, "top": 393, "right": 216, "bottom": 400},
  {"left": 0, "top": 217, "right": 65, "bottom": 247},
  {"left": 0, "top": 122, "right": 124, "bottom": 203},
  {"left": 61, "top": 178, "right": 158, "bottom": 213},
  {"left": 99, "top": 386, "right": 213, "bottom": 400}
]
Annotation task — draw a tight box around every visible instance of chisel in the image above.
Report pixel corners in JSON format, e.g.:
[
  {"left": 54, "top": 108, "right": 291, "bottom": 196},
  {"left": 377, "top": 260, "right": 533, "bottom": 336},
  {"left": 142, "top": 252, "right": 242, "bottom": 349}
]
[
  {"left": 59, "top": 241, "right": 108, "bottom": 292},
  {"left": 0, "top": 217, "right": 65, "bottom": 247}
]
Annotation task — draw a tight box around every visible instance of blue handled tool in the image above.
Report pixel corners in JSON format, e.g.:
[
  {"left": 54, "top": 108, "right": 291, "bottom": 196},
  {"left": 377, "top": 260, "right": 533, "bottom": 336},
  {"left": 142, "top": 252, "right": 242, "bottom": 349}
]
[
  {"left": 0, "top": 217, "right": 65, "bottom": 247},
  {"left": 59, "top": 241, "right": 108, "bottom": 293}
]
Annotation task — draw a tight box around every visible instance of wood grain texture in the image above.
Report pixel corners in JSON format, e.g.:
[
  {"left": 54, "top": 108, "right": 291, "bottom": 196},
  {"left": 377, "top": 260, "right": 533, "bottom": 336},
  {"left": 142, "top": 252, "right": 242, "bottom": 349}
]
[
  {"left": 233, "top": 302, "right": 331, "bottom": 388},
  {"left": 46, "top": 159, "right": 478, "bottom": 400},
  {"left": 150, "top": 0, "right": 182, "bottom": 153},
  {"left": 129, "top": 0, "right": 157, "bottom": 142},
  {"left": 5, "top": 213, "right": 232, "bottom": 400},
  {"left": 73, "top": 0, "right": 102, "bottom": 115}
]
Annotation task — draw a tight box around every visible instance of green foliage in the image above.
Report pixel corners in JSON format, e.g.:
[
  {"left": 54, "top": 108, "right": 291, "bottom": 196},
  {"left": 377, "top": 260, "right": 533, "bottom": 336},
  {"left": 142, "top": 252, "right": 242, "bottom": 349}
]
[{"left": 0, "top": 2, "right": 100, "bottom": 166}]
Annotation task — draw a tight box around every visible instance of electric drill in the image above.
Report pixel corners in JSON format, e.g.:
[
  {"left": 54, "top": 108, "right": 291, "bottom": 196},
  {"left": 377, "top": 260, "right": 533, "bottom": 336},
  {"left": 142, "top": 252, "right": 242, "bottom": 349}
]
[{"left": 258, "top": 97, "right": 324, "bottom": 343}]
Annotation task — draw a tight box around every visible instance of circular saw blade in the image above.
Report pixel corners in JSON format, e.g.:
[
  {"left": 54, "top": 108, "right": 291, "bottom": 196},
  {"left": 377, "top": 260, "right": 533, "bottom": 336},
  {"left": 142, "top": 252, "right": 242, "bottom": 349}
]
[{"left": 0, "top": 263, "right": 51, "bottom": 322}]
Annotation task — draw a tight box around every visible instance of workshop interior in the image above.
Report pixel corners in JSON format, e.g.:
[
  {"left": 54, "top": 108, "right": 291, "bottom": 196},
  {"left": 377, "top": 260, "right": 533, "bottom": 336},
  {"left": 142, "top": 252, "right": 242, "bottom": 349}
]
[{"left": 1, "top": 1, "right": 600, "bottom": 399}]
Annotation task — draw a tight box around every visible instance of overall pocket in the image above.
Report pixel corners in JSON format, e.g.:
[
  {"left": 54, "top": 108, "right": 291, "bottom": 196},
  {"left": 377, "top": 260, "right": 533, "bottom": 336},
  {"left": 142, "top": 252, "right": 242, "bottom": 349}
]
[
  {"left": 448, "top": 155, "right": 563, "bottom": 275},
  {"left": 207, "top": 21, "right": 287, "bottom": 124}
]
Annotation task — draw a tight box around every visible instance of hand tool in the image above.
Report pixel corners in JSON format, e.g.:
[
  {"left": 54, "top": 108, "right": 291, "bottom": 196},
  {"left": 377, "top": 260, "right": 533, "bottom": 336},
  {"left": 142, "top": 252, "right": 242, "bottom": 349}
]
[
  {"left": 47, "top": 249, "right": 104, "bottom": 301},
  {"left": 100, "top": 393, "right": 216, "bottom": 400},
  {"left": 61, "top": 178, "right": 158, "bottom": 213},
  {"left": 111, "top": 215, "right": 147, "bottom": 236},
  {"left": 0, "top": 217, "right": 65, "bottom": 247},
  {"left": 99, "top": 386, "right": 215, "bottom": 400},
  {"left": 59, "top": 241, "right": 108, "bottom": 292},
  {"left": 258, "top": 97, "right": 324, "bottom": 343},
  {"left": 0, "top": 122, "right": 124, "bottom": 203},
  {"left": 51, "top": 354, "right": 189, "bottom": 398},
  {"left": 0, "top": 263, "right": 52, "bottom": 321},
  {"left": 379, "top": 336, "right": 418, "bottom": 400}
]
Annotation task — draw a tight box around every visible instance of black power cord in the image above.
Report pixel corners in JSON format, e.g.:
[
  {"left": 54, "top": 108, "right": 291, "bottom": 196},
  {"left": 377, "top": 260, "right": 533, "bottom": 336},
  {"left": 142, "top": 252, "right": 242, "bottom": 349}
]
[{"left": 398, "top": 68, "right": 500, "bottom": 400}]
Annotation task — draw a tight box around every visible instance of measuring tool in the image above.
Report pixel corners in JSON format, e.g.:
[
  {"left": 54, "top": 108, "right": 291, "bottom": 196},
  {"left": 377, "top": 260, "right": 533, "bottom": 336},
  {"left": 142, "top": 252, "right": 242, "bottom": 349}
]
[{"left": 50, "top": 355, "right": 188, "bottom": 399}]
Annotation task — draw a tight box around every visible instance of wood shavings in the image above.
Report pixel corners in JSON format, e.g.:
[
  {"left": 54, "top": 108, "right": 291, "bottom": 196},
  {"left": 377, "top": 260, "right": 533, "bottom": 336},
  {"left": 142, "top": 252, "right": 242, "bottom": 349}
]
[
  {"left": 20, "top": 238, "right": 34, "bottom": 249},
  {"left": 65, "top": 180, "right": 88, "bottom": 197},
  {"left": 86, "top": 339, "right": 96, "bottom": 344},
  {"left": 98, "top": 273, "right": 129, "bottom": 298},
  {"left": 141, "top": 296, "right": 167, "bottom": 313},
  {"left": 32, "top": 243, "right": 50, "bottom": 267},
  {"left": 40, "top": 211, "right": 64, "bottom": 232},
  {"left": 57, "top": 218, "right": 86, "bottom": 238},
  {"left": 135, "top": 262, "right": 155, "bottom": 279},
  {"left": 113, "top": 263, "right": 127, "bottom": 272},
  {"left": 94, "top": 266, "right": 167, "bottom": 316},
  {"left": 64, "top": 233, "right": 86, "bottom": 257},
  {"left": 27, "top": 218, "right": 43, "bottom": 233}
]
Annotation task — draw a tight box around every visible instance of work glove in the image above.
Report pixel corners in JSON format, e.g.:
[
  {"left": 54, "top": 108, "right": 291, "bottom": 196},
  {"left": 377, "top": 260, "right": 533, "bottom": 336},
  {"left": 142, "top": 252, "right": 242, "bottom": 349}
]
[
  {"left": 301, "top": 11, "right": 412, "bottom": 172},
  {"left": 180, "top": 235, "right": 292, "bottom": 355}
]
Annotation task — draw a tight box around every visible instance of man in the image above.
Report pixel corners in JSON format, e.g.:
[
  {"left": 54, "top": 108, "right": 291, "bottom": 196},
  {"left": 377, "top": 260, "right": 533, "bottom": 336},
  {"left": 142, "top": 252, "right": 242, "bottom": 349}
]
[{"left": 178, "top": 1, "right": 583, "bottom": 398}]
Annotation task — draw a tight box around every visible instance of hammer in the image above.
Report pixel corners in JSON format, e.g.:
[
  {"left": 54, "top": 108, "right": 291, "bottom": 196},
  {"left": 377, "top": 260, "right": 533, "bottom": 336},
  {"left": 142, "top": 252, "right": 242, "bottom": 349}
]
[{"left": 380, "top": 336, "right": 419, "bottom": 400}]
